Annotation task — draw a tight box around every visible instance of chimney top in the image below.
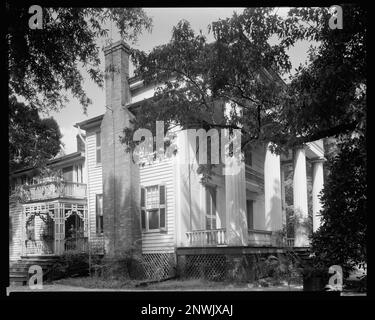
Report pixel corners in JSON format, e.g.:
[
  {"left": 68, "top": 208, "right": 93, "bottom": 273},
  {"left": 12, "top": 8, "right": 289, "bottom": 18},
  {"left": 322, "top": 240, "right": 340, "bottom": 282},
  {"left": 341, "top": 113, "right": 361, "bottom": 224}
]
[{"left": 103, "top": 40, "right": 131, "bottom": 56}]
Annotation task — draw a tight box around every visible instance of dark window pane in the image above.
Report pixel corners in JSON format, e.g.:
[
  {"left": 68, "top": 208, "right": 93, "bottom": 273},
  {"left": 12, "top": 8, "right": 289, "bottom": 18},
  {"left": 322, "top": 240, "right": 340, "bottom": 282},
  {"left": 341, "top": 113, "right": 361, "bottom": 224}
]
[
  {"left": 141, "top": 188, "right": 145, "bottom": 207},
  {"left": 205, "top": 216, "right": 210, "bottom": 230},
  {"left": 206, "top": 188, "right": 211, "bottom": 216},
  {"left": 159, "top": 185, "right": 165, "bottom": 205},
  {"left": 96, "top": 149, "right": 101, "bottom": 164},
  {"left": 141, "top": 210, "right": 146, "bottom": 229},
  {"left": 99, "top": 216, "right": 103, "bottom": 233},
  {"left": 160, "top": 208, "right": 166, "bottom": 229},
  {"left": 246, "top": 200, "right": 254, "bottom": 229},
  {"left": 62, "top": 166, "right": 73, "bottom": 181},
  {"left": 148, "top": 209, "right": 159, "bottom": 230},
  {"left": 96, "top": 194, "right": 103, "bottom": 234},
  {"left": 96, "top": 131, "right": 101, "bottom": 147}
]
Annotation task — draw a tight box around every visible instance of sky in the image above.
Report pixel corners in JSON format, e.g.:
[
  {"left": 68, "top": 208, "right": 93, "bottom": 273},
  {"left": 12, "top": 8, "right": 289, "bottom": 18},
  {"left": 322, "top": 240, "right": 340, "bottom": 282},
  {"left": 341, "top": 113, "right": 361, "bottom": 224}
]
[{"left": 47, "top": 8, "right": 314, "bottom": 154}]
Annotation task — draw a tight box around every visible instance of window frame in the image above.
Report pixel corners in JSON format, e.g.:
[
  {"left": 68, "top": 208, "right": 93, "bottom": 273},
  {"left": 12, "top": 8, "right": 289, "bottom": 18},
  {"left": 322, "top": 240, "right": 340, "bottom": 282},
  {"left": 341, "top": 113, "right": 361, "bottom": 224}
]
[
  {"left": 96, "top": 194, "right": 103, "bottom": 234},
  {"left": 246, "top": 199, "right": 254, "bottom": 230},
  {"left": 140, "top": 184, "right": 167, "bottom": 233},
  {"left": 205, "top": 185, "right": 217, "bottom": 230}
]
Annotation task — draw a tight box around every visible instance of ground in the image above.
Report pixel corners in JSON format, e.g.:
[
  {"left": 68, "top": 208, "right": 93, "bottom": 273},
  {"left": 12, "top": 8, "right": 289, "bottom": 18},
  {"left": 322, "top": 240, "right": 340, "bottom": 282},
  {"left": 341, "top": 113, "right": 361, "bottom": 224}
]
[{"left": 7, "top": 277, "right": 304, "bottom": 293}]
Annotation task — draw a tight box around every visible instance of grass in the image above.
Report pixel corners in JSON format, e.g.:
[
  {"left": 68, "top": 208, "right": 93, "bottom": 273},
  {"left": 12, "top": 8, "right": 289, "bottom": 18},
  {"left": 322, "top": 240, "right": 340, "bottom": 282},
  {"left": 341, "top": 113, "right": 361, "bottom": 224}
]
[{"left": 53, "top": 276, "right": 303, "bottom": 291}]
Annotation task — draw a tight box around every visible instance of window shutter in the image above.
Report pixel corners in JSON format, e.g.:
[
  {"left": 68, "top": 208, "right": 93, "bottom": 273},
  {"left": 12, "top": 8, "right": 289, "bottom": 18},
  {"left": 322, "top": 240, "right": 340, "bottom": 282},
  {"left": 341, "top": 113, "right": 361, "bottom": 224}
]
[
  {"left": 159, "top": 184, "right": 167, "bottom": 231},
  {"left": 140, "top": 187, "right": 146, "bottom": 230}
]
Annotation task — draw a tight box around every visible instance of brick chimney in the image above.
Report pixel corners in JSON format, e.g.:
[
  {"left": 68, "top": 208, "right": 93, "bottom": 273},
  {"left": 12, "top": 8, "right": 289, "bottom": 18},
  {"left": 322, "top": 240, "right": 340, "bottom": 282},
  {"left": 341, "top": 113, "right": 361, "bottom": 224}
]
[{"left": 101, "top": 40, "right": 141, "bottom": 257}]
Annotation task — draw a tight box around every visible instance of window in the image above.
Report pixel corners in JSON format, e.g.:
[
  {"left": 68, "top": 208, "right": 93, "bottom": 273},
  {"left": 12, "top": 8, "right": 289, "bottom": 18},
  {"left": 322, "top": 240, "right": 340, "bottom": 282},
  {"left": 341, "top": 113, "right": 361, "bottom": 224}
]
[
  {"left": 96, "top": 194, "right": 103, "bottom": 234},
  {"left": 246, "top": 199, "right": 254, "bottom": 229},
  {"left": 62, "top": 166, "right": 73, "bottom": 181},
  {"left": 205, "top": 186, "right": 217, "bottom": 230},
  {"left": 96, "top": 131, "right": 101, "bottom": 164},
  {"left": 140, "top": 185, "right": 166, "bottom": 232}
]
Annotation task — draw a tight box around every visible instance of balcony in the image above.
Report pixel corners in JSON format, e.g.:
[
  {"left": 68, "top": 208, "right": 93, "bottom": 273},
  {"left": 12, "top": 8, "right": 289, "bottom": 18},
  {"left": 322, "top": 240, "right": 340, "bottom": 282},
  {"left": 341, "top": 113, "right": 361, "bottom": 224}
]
[
  {"left": 186, "top": 228, "right": 227, "bottom": 247},
  {"left": 22, "top": 181, "right": 87, "bottom": 202}
]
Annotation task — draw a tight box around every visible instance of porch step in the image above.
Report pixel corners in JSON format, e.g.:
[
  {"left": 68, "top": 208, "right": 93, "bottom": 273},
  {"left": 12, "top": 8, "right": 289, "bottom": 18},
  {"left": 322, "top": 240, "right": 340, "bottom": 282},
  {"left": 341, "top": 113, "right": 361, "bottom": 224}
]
[
  {"left": 9, "top": 257, "right": 58, "bottom": 286},
  {"left": 9, "top": 273, "right": 28, "bottom": 286}
]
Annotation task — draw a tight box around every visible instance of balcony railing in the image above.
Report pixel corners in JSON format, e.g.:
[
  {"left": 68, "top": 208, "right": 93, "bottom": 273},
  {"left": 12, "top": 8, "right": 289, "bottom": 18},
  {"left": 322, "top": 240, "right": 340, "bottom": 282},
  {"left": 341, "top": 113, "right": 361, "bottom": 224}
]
[
  {"left": 285, "top": 238, "right": 295, "bottom": 247},
  {"left": 22, "top": 181, "right": 87, "bottom": 202},
  {"left": 186, "top": 228, "right": 227, "bottom": 247}
]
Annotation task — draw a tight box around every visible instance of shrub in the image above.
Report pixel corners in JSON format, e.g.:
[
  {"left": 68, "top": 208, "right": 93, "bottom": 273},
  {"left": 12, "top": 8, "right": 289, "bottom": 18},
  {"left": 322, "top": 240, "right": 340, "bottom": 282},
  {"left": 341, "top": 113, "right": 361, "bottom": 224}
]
[{"left": 51, "top": 251, "right": 99, "bottom": 280}]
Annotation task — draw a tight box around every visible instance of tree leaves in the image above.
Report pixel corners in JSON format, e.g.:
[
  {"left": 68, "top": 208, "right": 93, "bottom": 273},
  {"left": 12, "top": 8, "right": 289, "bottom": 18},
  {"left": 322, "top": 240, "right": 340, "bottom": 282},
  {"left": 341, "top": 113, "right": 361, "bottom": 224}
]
[
  {"left": 7, "top": 5, "right": 152, "bottom": 113},
  {"left": 9, "top": 96, "right": 62, "bottom": 172}
]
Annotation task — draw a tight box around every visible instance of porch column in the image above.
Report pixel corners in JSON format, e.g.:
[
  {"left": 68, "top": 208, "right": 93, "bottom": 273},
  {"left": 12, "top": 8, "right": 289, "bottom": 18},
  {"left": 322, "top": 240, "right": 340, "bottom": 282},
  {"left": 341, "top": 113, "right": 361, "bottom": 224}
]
[
  {"left": 293, "top": 147, "right": 309, "bottom": 247},
  {"left": 312, "top": 158, "right": 325, "bottom": 232},
  {"left": 264, "top": 144, "right": 283, "bottom": 231},
  {"left": 21, "top": 206, "right": 25, "bottom": 256},
  {"left": 224, "top": 157, "right": 247, "bottom": 246},
  {"left": 280, "top": 165, "right": 286, "bottom": 228}
]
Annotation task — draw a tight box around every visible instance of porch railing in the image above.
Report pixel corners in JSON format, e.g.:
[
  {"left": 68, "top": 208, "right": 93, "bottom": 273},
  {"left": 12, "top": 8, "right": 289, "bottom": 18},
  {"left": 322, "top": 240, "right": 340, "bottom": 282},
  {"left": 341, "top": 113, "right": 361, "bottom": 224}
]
[
  {"left": 186, "top": 228, "right": 227, "bottom": 247},
  {"left": 64, "top": 237, "right": 88, "bottom": 253},
  {"left": 22, "top": 181, "right": 87, "bottom": 202},
  {"left": 23, "top": 239, "right": 55, "bottom": 255},
  {"left": 248, "top": 229, "right": 273, "bottom": 246},
  {"left": 285, "top": 238, "right": 295, "bottom": 247}
]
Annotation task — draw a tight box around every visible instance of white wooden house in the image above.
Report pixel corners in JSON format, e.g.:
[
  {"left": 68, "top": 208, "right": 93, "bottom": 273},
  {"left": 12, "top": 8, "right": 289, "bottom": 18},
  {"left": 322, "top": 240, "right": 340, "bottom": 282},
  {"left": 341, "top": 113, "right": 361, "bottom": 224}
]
[{"left": 9, "top": 40, "right": 325, "bottom": 280}]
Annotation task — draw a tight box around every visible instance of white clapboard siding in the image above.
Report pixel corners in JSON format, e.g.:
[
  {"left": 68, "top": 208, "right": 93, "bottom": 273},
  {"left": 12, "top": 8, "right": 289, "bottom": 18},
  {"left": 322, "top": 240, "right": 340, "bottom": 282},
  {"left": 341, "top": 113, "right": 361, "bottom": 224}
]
[
  {"left": 9, "top": 201, "right": 23, "bottom": 261},
  {"left": 140, "top": 158, "right": 176, "bottom": 253},
  {"left": 85, "top": 130, "right": 103, "bottom": 243}
]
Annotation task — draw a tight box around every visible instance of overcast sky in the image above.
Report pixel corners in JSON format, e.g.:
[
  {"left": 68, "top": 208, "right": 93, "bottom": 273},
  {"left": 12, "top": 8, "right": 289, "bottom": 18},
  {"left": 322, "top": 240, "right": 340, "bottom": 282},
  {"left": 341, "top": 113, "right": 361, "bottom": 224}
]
[{"left": 47, "top": 8, "right": 314, "bottom": 154}]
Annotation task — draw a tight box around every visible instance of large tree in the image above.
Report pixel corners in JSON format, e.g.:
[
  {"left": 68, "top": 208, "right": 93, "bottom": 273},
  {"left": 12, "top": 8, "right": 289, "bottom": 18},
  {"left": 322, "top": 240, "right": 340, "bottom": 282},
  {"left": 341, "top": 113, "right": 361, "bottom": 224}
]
[
  {"left": 7, "top": 4, "right": 152, "bottom": 171},
  {"left": 125, "top": 6, "right": 365, "bottom": 154},
  {"left": 9, "top": 96, "right": 62, "bottom": 172},
  {"left": 7, "top": 4, "right": 152, "bottom": 112},
  {"left": 311, "top": 135, "right": 366, "bottom": 271}
]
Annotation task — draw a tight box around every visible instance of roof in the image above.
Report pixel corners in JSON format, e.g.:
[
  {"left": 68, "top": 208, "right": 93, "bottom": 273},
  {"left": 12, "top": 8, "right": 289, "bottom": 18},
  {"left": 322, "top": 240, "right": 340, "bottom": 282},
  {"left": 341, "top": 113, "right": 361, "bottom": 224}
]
[
  {"left": 74, "top": 114, "right": 104, "bottom": 130},
  {"left": 10, "top": 151, "right": 85, "bottom": 176}
]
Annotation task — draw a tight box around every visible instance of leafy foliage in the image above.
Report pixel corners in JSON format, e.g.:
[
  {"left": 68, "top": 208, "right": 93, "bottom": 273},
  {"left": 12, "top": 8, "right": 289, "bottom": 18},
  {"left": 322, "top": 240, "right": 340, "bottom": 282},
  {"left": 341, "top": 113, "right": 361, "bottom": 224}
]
[
  {"left": 7, "top": 4, "right": 152, "bottom": 112},
  {"left": 311, "top": 135, "right": 366, "bottom": 271},
  {"left": 124, "top": 5, "right": 365, "bottom": 156},
  {"left": 9, "top": 96, "right": 62, "bottom": 172},
  {"left": 7, "top": 4, "right": 152, "bottom": 173}
]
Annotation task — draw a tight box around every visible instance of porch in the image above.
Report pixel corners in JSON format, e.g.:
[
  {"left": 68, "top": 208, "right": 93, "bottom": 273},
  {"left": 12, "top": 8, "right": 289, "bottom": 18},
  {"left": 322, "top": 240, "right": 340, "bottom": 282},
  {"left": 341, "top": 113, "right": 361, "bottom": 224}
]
[
  {"left": 21, "top": 201, "right": 105, "bottom": 256},
  {"left": 185, "top": 228, "right": 295, "bottom": 248},
  {"left": 22, "top": 181, "right": 87, "bottom": 202}
]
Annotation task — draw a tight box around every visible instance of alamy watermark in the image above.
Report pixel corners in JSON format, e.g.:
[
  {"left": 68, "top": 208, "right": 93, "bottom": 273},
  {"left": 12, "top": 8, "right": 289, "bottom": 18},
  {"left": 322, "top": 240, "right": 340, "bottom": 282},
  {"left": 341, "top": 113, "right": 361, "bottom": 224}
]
[{"left": 132, "top": 121, "right": 243, "bottom": 175}]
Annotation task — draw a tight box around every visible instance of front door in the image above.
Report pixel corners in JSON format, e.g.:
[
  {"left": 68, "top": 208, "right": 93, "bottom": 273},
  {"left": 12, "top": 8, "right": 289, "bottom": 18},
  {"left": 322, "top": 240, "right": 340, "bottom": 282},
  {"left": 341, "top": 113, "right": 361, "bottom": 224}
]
[{"left": 65, "top": 211, "right": 85, "bottom": 252}]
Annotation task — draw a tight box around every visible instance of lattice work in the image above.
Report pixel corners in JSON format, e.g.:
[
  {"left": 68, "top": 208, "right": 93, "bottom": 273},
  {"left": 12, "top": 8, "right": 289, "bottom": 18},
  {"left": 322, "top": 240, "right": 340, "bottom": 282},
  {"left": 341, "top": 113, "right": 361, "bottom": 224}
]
[
  {"left": 134, "top": 253, "right": 176, "bottom": 280},
  {"left": 89, "top": 238, "right": 105, "bottom": 255},
  {"left": 183, "top": 254, "right": 227, "bottom": 281}
]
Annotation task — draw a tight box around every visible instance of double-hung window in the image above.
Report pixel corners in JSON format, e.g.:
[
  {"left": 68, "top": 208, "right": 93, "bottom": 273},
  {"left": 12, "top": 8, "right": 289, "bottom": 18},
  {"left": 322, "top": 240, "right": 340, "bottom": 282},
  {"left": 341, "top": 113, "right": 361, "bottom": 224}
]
[
  {"left": 140, "top": 184, "right": 166, "bottom": 232},
  {"left": 246, "top": 199, "right": 254, "bottom": 230},
  {"left": 205, "top": 186, "right": 217, "bottom": 230},
  {"left": 96, "top": 194, "right": 103, "bottom": 234}
]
